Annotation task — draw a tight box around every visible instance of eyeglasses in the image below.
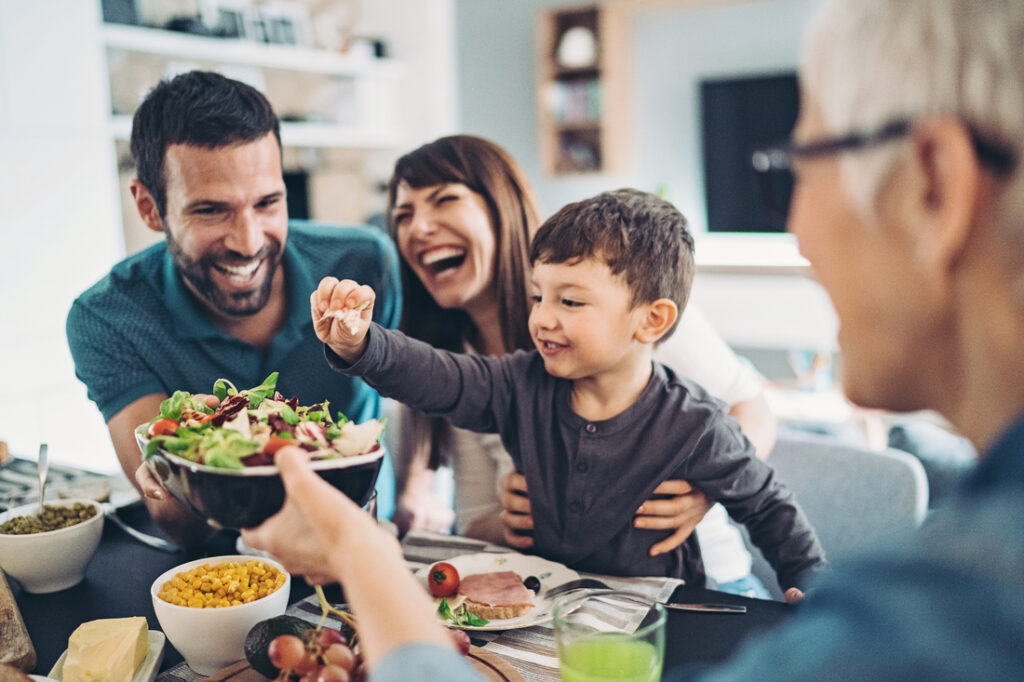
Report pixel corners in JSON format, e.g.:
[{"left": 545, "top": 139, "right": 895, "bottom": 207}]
[{"left": 750, "top": 119, "right": 1017, "bottom": 221}]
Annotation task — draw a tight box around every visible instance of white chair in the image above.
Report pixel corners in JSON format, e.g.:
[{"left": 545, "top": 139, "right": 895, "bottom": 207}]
[{"left": 740, "top": 430, "right": 929, "bottom": 600}]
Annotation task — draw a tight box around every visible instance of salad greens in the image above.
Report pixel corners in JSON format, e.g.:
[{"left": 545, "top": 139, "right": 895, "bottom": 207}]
[
  {"left": 139, "top": 372, "right": 385, "bottom": 470},
  {"left": 437, "top": 598, "right": 490, "bottom": 627}
]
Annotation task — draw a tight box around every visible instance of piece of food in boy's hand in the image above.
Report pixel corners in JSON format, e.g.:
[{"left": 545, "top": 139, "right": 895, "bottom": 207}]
[
  {"left": 457, "top": 571, "right": 535, "bottom": 620},
  {"left": 427, "top": 562, "right": 460, "bottom": 597},
  {"left": 326, "top": 301, "right": 369, "bottom": 335}
]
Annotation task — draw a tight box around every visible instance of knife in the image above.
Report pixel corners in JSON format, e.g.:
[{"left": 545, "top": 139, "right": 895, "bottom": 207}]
[{"left": 661, "top": 602, "right": 747, "bottom": 614}]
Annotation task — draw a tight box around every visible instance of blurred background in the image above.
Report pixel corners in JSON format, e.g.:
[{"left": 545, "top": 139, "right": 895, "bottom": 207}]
[{"left": 0, "top": 0, "right": 842, "bottom": 471}]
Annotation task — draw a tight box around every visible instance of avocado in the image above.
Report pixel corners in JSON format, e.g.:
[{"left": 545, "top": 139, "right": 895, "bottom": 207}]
[{"left": 244, "top": 614, "right": 311, "bottom": 679}]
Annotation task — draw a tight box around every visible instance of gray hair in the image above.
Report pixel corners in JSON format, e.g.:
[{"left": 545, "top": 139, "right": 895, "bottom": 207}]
[{"left": 802, "top": 0, "right": 1024, "bottom": 236}]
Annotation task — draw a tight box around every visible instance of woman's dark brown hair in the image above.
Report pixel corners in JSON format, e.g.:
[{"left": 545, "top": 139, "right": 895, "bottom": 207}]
[{"left": 386, "top": 135, "right": 540, "bottom": 469}]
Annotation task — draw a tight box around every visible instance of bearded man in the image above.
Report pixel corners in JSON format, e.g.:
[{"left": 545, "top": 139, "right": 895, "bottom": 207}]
[{"left": 67, "top": 71, "right": 400, "bottom": 545}]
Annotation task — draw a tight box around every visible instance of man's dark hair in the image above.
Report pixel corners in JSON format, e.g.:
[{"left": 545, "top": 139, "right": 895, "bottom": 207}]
[
  {"left": 530, "top": 188, "right": 695, "bottom": 341},
  {"left": 130, "top": 70, "right": 281, "bottom": 218}
]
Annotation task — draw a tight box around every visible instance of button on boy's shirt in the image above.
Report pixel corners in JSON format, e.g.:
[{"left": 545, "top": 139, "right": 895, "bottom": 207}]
[{"left": 330, "top": 324, "right": 825, "bottom": 588}]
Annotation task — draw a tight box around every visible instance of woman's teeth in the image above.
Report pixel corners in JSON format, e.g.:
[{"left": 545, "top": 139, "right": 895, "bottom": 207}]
[{"left": 420, "top": 247, "right": 467, "bottom": 273}]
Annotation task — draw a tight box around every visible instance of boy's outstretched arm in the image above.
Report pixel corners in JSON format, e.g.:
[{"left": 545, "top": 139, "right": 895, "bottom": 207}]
[{"left": 310, "top": 276, "right": 376, "bottom": 364}]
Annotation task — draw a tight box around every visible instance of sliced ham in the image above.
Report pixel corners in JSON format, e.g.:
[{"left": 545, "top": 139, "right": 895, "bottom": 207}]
[{"left": 457, "top": 571, "right": 534, "bottom": 607}]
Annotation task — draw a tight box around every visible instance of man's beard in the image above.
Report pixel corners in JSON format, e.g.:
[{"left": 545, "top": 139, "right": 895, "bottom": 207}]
[{"left": 165, "top": 230, "right": 283, "bottom": 317}]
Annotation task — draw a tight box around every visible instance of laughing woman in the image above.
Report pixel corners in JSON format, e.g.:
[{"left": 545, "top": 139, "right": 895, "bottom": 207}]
[{"left": 384, "top": 135, "right": 777, "bottom": 595}]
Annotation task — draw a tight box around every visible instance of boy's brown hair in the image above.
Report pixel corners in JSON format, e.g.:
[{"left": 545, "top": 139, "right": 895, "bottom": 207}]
[{"left": 529, "top": 188, "right": 695, "bottom": 341}]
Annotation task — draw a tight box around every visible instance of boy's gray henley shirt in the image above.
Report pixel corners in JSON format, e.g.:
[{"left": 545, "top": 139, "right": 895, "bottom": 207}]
[{"left": 329, "top": 323, "right": 825, "bottom": 590}]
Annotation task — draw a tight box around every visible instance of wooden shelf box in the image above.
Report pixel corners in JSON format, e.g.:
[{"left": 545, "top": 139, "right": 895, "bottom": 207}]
[{"left": 536, "top": 3, "right": 630, "bottom": 175}]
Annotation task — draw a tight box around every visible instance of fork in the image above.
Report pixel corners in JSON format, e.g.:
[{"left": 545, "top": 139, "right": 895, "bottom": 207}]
[
  {"left": 544, "top": 577, "right": 612, "bottom": 599},
  {"left": 544, "top": 578, "right": 747, "bottom": 613}
]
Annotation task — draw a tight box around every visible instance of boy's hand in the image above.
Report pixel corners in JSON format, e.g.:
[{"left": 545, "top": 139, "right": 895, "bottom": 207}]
[
  {"left": 634, "top": 479, "right": 713, "bottom": 557},
  {"left": 310, "top": 276, "right": 376, "bottom": 364}
]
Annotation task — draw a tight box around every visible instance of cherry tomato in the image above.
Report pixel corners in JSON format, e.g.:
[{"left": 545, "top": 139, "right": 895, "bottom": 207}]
[
  {"left": 263, "top": 435, "right": 294, "bottom": 455},
  {"left": 147, "top": 418, "right": 179, "bottom": 438},
  {"left": 427, "top": 562, "right": 460, "bottom": 597}
]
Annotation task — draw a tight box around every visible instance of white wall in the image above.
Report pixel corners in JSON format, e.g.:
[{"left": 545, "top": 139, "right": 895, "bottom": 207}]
[
  {"left": 359, "top": 0, "right": 459, "bottom": 148},
  {"left": 0, "top": 0, "right": 124, "bottom": 470}
]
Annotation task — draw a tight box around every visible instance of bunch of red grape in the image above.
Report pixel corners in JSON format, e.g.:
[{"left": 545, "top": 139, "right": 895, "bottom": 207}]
[
  {"left": 268, "top": 626, "right": 472, "bottom": 681},
  {"left": 268, "top": 627, "right": 360, "bottom": 682}
]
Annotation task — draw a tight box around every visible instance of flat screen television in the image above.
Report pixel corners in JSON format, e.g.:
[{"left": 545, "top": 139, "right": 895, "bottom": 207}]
[{"left": 700, "top": 71, "right": 799, "bottom": 233}]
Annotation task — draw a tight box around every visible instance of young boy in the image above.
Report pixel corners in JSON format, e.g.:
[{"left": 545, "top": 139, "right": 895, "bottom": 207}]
[{"left": 313, "top": 188, "right": 825, "bottom": 591}]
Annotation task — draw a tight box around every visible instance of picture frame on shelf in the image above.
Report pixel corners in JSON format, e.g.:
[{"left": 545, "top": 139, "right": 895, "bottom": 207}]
[
  {"left": 260, "top": 1, "right": 312, "bottom": 46},
  {"left": 199, "top": 0, "right": 248, "bottom": 39},
  {"left": 245, "top": 6, "right": 270, "bottom": 42}
]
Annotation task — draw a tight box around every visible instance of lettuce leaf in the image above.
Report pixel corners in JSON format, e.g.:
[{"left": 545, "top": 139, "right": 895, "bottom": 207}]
[
  {"left": 436, "top": 598, "right": 489, "bottom": 627},
  {"left": 243, "top": 372, "right": 279, "bottom": 409},
  {"left": 198, "top": 428, "right": 259, "bottom": 469},
  {"left": 159, "top": 391, "right": 189, "bottom": 421}
]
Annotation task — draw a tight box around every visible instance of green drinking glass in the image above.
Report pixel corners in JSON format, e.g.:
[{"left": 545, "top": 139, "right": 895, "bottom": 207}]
[{"left": 553, "top": 589, "right": 666, "bottom": 682}]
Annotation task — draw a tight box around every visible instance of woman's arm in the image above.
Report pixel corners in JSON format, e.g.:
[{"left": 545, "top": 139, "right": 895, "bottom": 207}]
[{"left": 729, "top": 392, "right": 777, "bottom": 459}]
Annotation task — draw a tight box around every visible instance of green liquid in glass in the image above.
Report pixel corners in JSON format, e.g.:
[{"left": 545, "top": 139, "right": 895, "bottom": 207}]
[{"left": 559, "top": 635, "right": 662, "bottom": 682}]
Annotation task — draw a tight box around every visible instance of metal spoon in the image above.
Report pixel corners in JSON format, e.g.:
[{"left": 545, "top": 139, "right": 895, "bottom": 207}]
[{"left": 36, "top": 443, "right": 48, "bottom": 516}]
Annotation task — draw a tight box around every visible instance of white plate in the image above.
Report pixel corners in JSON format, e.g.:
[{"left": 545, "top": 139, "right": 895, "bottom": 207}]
[
  {"left": 416, "top": 552, "right": 578, "bottom": 631},
  {"left": 48, "top": 630, "right": 165, "bottom": 682}
]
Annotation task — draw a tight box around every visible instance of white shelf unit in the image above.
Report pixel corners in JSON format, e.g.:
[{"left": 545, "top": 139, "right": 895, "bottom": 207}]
[
  {"left": 101, "top": 23, "right": 404, "bottom": 150},
  {"left": 108, "top": 115, "right": 399, "bottom": 150}
]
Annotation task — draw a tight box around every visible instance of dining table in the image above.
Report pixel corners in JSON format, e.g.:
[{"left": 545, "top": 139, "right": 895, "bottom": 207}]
[{"left": 12, "top": 501, "right": 793, "bottom": 681}]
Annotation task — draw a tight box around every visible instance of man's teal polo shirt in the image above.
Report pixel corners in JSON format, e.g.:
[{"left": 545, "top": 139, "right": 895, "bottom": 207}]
[{"left": 67, "top": 221, "right": 402, "bottom": 515}]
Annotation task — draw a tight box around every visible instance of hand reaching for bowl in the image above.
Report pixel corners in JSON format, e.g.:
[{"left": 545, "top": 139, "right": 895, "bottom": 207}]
[{"left": 311, "top": 277, "right": 376, "bottom": 364}]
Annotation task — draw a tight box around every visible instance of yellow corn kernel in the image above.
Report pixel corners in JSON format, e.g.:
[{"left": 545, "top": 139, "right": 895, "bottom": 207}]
[{"left": 157, "top": 560, "right": 284, "bottom": 608}]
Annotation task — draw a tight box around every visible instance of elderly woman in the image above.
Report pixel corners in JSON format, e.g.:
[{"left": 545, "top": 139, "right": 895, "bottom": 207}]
[{"left": 244, "top": 0, "right": 1024, "bottom": 678}]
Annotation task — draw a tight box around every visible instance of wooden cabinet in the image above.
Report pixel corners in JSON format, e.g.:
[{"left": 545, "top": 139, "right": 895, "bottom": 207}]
[{"left": 536, "top": 3, "right": 630, "bottom": 175}]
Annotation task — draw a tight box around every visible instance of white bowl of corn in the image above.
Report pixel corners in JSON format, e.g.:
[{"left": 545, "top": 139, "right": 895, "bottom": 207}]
[{"left": 150, "top": 554, "right": 290, "bottom": 675}]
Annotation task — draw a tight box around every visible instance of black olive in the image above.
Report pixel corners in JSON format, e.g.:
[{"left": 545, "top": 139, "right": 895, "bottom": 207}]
[{"left": 523, "top": 576, "right": 541, "bottom": 593}]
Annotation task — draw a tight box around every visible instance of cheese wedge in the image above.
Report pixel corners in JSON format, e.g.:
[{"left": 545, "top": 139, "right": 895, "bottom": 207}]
[{"left": 62, "top": 617, "right": 148, "bottom": 682}]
